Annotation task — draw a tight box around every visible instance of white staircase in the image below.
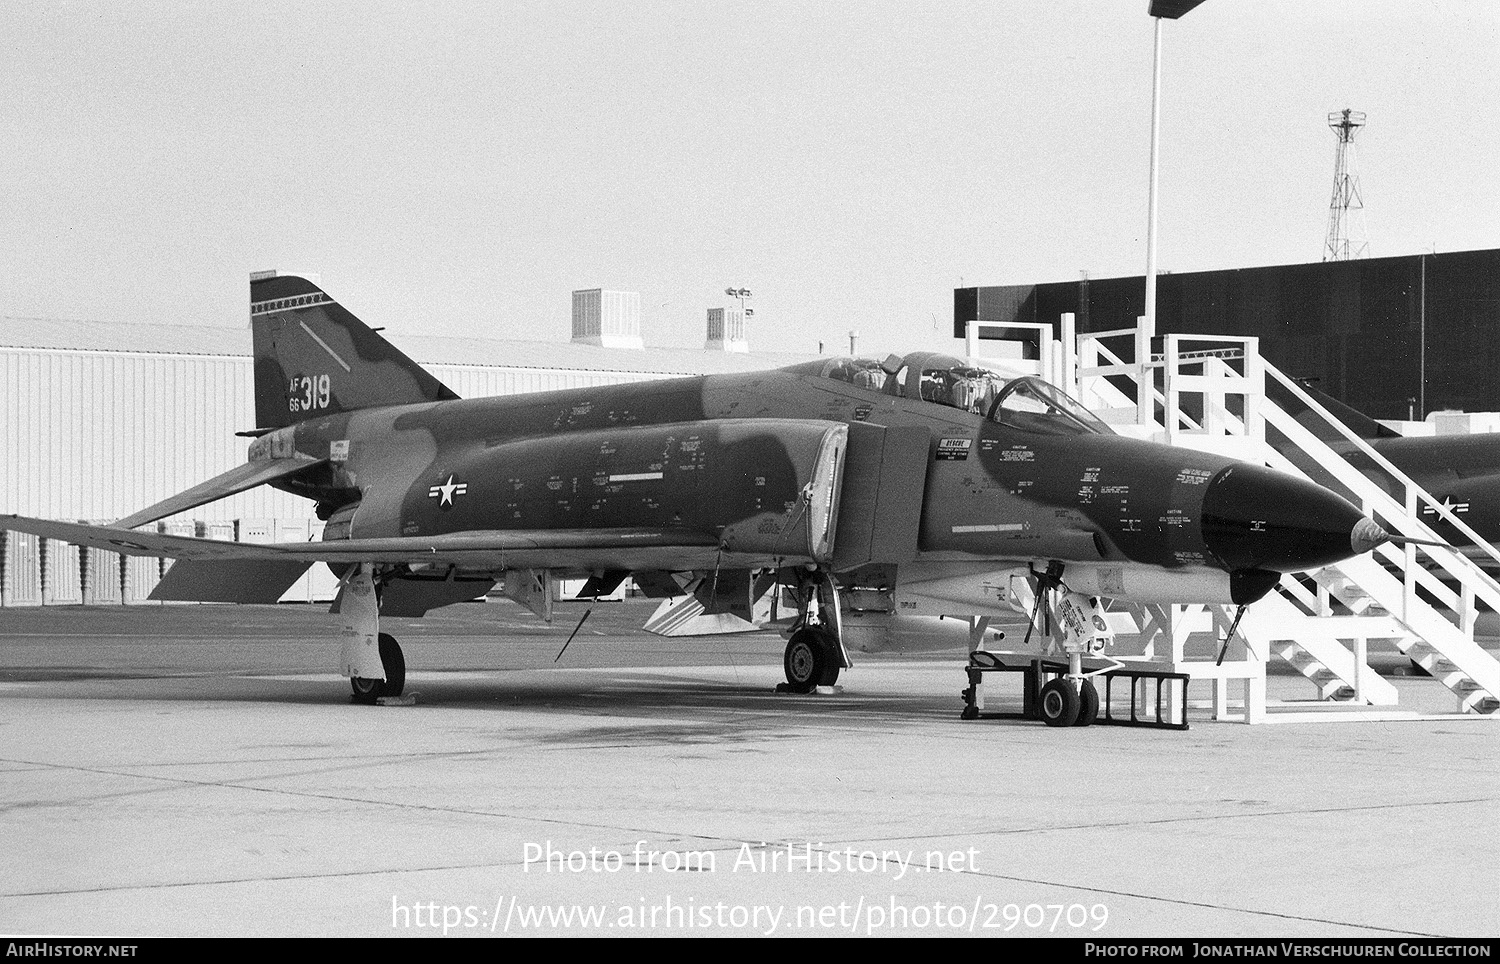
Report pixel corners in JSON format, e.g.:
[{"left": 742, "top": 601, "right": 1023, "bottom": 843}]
[{"left": 1072, "top": 324, "right": 1500, "bottom": 721}]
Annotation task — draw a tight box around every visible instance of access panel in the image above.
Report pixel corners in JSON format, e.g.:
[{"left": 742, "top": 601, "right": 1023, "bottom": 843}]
[{"left": 831, "top": 423, "right": 930, "bottom": 571}]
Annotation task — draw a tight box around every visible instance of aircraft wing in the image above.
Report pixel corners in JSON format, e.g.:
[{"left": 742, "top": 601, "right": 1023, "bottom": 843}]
[
  {"left": 111, "top": 456, "right": 327, "bottom": 529},
  {"left": 1, "top": 513, "right": 740, "bottom": 573}
]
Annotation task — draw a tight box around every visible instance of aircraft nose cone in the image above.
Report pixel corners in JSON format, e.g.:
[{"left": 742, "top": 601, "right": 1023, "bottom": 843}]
[
  {"left": 1350, "top": 517, "right": 1389, "bottom": 555},
  {"left": 1201, "top": 463, "right": 1383, "bottom": 573}
]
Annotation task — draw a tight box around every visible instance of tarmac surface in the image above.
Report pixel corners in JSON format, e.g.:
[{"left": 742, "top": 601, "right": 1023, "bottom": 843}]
[{"left": 1, "top": 599, "right": 1496, "bottom": 938}]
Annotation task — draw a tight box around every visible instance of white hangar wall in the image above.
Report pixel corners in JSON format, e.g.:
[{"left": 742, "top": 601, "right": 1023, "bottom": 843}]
[
  {"left": 3, "top": 347, "right": 267, "bottom": 522},
  {"left": 0, "top": 316, "right": 820, "bottom": 605}
]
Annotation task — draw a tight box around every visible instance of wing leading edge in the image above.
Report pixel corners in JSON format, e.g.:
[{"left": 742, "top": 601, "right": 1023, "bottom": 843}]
[{"left": 0, "top": 513, "right": 789, "bottom": 575}]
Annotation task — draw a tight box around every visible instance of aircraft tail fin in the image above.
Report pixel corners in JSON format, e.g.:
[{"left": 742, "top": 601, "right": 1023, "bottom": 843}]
[
  {"left": 250, "top": 271, "right": 458, "bottom": 430},
  {"left": 1275, "top": 377, "right": 1400, "bottom": 442}
]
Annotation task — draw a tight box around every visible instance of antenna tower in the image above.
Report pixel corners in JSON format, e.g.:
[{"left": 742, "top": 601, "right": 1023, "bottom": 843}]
[{"left": 1324, "top": 109, "right": 1369, "bottom": 261}]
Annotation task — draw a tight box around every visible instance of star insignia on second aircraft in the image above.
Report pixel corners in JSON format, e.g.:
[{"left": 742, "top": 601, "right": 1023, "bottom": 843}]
[{"left": 1421, "top": 496, "right": 1471, "bottom": 517}]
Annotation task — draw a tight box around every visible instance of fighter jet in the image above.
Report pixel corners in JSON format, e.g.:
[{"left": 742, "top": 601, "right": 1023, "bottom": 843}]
[
  {"left": 1274, "top": 378, "right": 1500, "bottom": 568},
  {"left": 1, "top": 273, "right": 1394, "bottom": 725}
]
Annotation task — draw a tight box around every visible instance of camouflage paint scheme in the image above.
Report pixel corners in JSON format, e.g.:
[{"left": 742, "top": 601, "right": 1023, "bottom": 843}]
[
  {"left": 1, "top": 273, "right": 1388, "bottom": 698},
  {"left": 242, "top": 273, "right": 1375, "bottom": 584}
]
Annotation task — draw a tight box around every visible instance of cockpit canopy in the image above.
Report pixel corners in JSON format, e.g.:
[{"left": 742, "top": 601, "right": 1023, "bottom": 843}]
[{"left": 800, "top": 352, "right": 1111, "bottom": 436}]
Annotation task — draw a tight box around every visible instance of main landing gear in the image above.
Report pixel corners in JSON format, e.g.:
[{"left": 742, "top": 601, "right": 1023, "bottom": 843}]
[
  {"left": 340, "top": 563, "right": 407, "bottom": 705},
  {"left": 782, "top": 626, "right": 841, "bottom": 692},
  {"left": 779, "top": 569, "right": 850, "bottom": 694},
  {"left": 350, "top": 632, "right": 406, "bottom": 704}
]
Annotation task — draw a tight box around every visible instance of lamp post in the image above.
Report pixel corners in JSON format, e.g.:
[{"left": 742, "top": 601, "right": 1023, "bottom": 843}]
[{"left": 1140, "top": 0, "right": 1210, "bottom": 425}]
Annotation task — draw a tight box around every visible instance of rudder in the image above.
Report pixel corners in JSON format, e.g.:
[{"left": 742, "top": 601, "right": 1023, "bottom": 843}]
[{"left": 250, "top": 271, "right": 458, "bottom": 430}]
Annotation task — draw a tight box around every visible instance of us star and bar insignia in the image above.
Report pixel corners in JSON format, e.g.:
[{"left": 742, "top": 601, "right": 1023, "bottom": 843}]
[{"left": 428, "top": 474, "right": 469, "bottom": 508}]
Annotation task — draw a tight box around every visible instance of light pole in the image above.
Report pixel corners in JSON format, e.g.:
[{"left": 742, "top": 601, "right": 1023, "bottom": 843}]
[{"left": 1140, "top": 0, "right": 1210, "bottom": 424}]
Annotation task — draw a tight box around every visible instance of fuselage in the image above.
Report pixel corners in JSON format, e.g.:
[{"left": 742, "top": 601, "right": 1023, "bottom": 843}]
[
  {"left": 1329, "top": 433, "right": 1500, "bottom": 560},
  {"left": 255, "top": 356, "right": 1375, "bottom": 589}
]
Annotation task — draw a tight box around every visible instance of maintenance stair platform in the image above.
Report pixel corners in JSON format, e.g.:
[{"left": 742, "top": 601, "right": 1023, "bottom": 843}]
[{"left": 968, "top": 319, "right": 1500, "bottom": 723}]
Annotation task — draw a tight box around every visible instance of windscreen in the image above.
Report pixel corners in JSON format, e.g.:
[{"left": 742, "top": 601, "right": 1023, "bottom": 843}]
[{"left": 989, "top": 376, "right": 1112, "bottom": 436}]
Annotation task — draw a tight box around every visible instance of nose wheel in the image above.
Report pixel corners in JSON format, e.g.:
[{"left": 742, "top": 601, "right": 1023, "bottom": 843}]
[
  {"left": 1039, "top": 676, "right": 1100, "bottom": 727},
  {"left": 1039, "top": 677, "right": 1079, "bottom": 726},
  {"left": 1076, "top": 677, "right": 1100, "bottom": 726}
]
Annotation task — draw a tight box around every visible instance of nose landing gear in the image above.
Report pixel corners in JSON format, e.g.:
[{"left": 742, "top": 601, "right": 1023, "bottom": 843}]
[{"left": 970, "top": 561, "right": 1117, "bottom": 728}]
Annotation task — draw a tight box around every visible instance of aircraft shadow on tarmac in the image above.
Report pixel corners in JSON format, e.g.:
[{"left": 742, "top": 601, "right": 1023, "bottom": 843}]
[{"left": 3, "top": 662, "right": 976, "bottom": 733}]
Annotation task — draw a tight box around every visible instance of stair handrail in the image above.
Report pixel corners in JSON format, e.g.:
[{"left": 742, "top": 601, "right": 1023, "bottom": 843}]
[
  {"left": 1259, "top": 395, "right": 1500, "bottom": 621},
  {"left": 1078, "top": 329, "right": 1177, "bottom": 429},
  {"left": 1264, "top": 362, "right": 1500, "bottom": 573}
]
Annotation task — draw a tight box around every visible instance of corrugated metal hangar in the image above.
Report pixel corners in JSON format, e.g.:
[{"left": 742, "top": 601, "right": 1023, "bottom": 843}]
[
  {"left": 955, "top": 247, "right": 1500, "bottom": 421},
  {"left": 0, "top": 301, "right": 817, "bottom": 605}
]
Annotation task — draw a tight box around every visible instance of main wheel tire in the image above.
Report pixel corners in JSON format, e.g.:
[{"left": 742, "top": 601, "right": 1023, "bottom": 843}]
[
  {"left": 1039, "top": 677, "right": 1081, "bottom": 727},
  {"left": 783, "top": 628, "right": 839, "bottom": 693},
  {"left": 1074, "top": 678, "right": 1100, "bottom": 727},
  {"left": 813, "top": 631, "right": 841, "bottom": 688},
  {"left": 350, "top": 675, "right": 383, "bottom": 704},
  {"left": 350, "top": 634, "right": 406, "bottom": 703},
  {"left": 378, "top": 632, "right": 406, "bottom": 697}
]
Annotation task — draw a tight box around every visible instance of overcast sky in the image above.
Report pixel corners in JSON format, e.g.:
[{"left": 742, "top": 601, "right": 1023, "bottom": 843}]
[{"left": 2, "top": 0, "right": 1495, "bottom": 355}]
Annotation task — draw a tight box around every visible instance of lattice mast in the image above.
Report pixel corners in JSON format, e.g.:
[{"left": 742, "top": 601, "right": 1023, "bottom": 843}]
[{"left": 1324, "top": 109, "right": 1369, "bottom": 261}]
